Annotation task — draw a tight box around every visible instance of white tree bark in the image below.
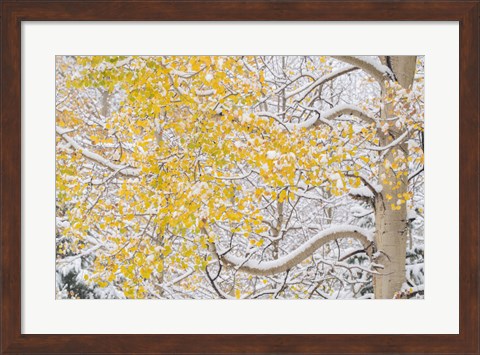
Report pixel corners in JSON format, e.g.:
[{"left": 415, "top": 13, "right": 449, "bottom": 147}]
[
  {"left": 373, "top": 148, "right": 409, "bottom": 299},
  {"left": 373, "top": 56, "right": 417, "bottom": 299}
]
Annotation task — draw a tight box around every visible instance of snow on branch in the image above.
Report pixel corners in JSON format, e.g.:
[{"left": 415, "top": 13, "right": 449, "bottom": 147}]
[
  {"left": 217, "top": 225, "right": 373, "bottom": 276},
  {"left": 56, "top": 244, "right": 104, "bottom": 265},
  {"left": 255, "top": 67, "right": 354, "bottom": 108},
  {"left": 322, "top": 104, "right": 376, "bottom": 125},
  {"left": 349, "top": 186, "right": 376, "bottom": 199},
  {"left": 56, "top": 126, "right": 140, "bottom": 178},
  {"left": 212, "top": 170, "right": 253, "bottom": 181},
  {"left": 365, "top": 130, "right": 409, "bottom": 151},
  {"left": 331, "top": 56, "right": 393, "bottom": 83},
  {"left": 283, "top": 115, "right": 318, "bottom": 130},
  {"left": 346, "top": 173, "right": 382, "bottom": 200},
  {"left": 287, "top": 66, "right": 358, "bottom": 100},
  {"left": 280, "top": 104, "right": 375, "bottom": 130}
]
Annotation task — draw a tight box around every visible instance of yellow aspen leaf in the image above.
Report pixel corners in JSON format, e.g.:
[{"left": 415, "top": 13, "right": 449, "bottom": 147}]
[
  {"left": 163, "top": 245, "right": 172, "bottom": 257},
  {"left": 140, "top": 267, "right": 152, "bottom": 279},
  {"left": 156, "top": 262, "right": 164, "bottom": 273}
]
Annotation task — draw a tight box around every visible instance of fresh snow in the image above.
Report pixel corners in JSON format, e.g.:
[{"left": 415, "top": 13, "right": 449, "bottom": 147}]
[
  {"left": 350, "top": 186, "right": 375, "bottom": 198},
  {"left": 221, "top": 225, "right": 374, "bottom": 274}
]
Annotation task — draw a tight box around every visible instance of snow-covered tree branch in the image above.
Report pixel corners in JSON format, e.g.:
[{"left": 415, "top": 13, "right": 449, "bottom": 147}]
[{"left": 216, "top": 225, "right": 373, "bottom": 276}]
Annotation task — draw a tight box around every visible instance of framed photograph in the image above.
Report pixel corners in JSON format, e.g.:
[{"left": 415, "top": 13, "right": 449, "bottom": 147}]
[{"left": 1, "top": 1, "right": 478, "bottom": 354}]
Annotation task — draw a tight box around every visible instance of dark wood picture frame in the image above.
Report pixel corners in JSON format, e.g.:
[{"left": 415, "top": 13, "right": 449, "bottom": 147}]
[{"left": 1, "top": 1, "right": 478, "bottom": 354}]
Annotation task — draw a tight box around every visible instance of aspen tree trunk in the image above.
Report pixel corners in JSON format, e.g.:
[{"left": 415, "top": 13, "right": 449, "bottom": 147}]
[
  {"left": 373, "top": 56, "right": 417, "bottom": 299},
  {"left": 373, "top": 148, "right": 409, "bottom": 298}
]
